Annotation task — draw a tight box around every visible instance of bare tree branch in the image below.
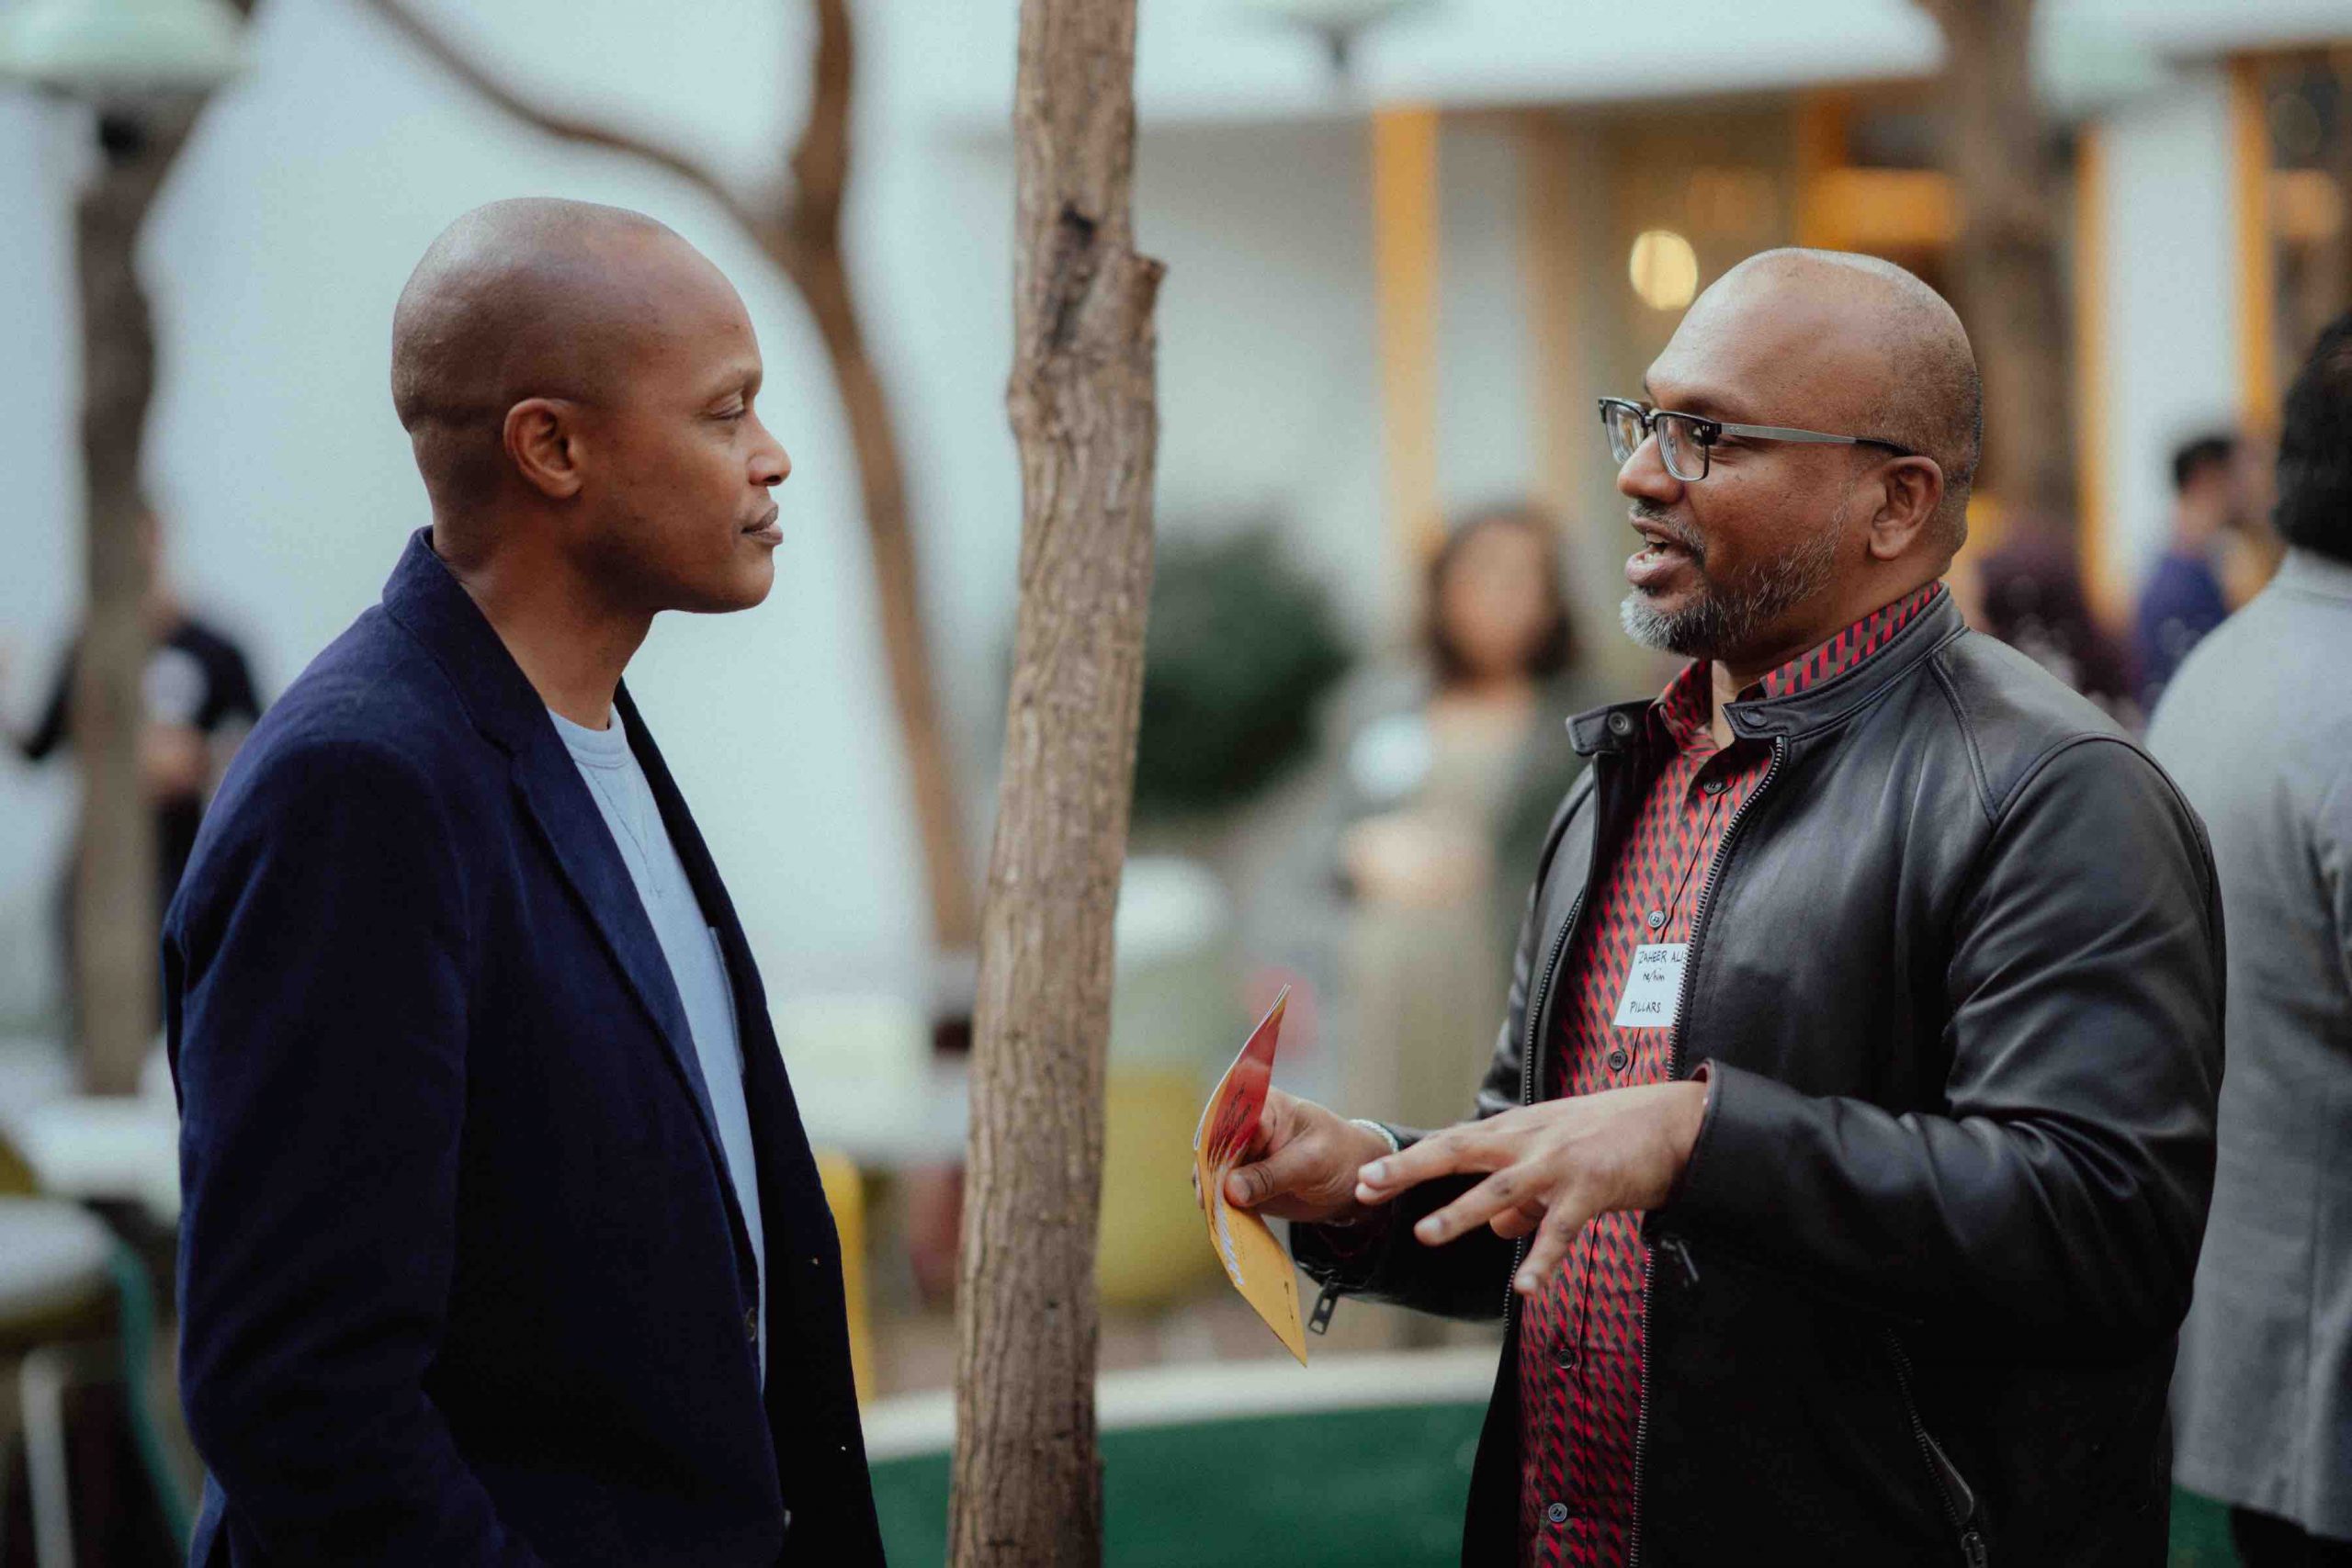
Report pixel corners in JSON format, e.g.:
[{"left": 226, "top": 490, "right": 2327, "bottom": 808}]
[
  {"left": 766, "top": 0, "right": 981, "bottom": 950},
  {"left": 780, "top": 0, "right": 851, "bottom": 265},
  {"left": 355, "top": 0, "right": 768, "bottom": 240}
]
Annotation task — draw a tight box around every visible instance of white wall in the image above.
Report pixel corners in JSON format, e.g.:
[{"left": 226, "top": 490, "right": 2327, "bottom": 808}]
[{"left": 2095, "top": 64, "right": 2242, "bottom": 595}]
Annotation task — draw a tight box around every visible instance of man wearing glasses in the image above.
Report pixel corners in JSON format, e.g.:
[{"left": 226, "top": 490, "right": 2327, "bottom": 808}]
[{"left": 1226, "top": 248, "right": 2222, "bottom": 1565}]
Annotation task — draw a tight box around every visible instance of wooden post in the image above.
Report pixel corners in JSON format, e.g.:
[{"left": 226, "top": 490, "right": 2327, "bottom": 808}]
[
  {"left": 946, "top": 0, "right": 1162, "bottom": 1561},
  {"left": 2230, "top": 55, "right": 2280, "bottom": 433},
  {"left": 1372, "top": 104, "right": 1442, "bottom": 572},
  {"left": 71, "top": 107, "right": 203, "bottom": 1095},
  {"left": 1922, "top": 0, "right": 2077, "bottom": 528}
]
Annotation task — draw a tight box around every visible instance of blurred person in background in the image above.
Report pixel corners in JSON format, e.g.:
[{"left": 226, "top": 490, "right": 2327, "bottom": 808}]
[
  {"left": 2135, "top": 431, "right": 2245, "bottom": 712},
  {"left": 166, "top": 198, "right": 880, "bottom": 1565},
  {"left": 1332, "top": 504, "right": 1599, "bottom": 1132},
  {"left": 1220, "top": 249, "right": 2221, "bottom": 1566},
  {"left": 1968, "top": 532, "right": 2143, "bottom": 729},
  {"left": 10, "top": 507, "right": 262, "bottom": 951},
  {"left": 2155, "top": 311, "right": 2352, "bottom": 1567}
]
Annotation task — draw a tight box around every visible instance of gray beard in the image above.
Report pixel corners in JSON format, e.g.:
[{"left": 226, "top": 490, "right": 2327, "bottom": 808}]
[{"left": 1618, "top": 512, "right": 1847, "bottom": 662}]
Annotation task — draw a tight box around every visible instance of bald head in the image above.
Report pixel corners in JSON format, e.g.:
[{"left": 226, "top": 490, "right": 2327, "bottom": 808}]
[
  {"left": 390, "top": 197, "right": 733, "bottom": 517},
  {"left": 1678, "top": 248, "right": 1982, "bottom": 550}
]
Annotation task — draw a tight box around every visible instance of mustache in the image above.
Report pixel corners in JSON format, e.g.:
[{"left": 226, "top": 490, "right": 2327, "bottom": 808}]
[{"left": 1630, "top": 503, "right": 1706, "bottom": 564}]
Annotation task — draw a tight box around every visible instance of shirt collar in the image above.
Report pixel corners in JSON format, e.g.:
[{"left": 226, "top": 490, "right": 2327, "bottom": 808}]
[{"left": 1651, "top": 581, "right": 1947, "bottom": 749}]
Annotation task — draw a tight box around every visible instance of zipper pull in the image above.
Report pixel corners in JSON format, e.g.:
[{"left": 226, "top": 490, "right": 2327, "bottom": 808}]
[
  {"left": 1308, "top": 1281, "right": 1340, "bottom": 1336},
  {"left": 1661, "top": 1235, "right": 1700, "bottom": 1286},
  {"left": 1961, "top": 1527, "right": 1988, "bottom": 1567}
]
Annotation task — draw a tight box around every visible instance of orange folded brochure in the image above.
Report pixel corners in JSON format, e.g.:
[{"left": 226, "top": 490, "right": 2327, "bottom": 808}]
[{"left": 1193, "top": 987, "right": 1308, "bottom": 1363}]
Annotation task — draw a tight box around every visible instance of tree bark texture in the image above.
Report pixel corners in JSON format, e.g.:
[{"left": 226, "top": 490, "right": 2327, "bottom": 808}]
[
  {"left": 361, "top": 0, "right": 977, "bottom": 953},
  {"left": 72, "top": 107, "right": 201, "bottom": 1094},
  {"left": 1925, "top": 0, "right": 2077, "bottom": 529},
  {"left": 947, "top": 0, "right": 1162, "bottom": 1561}
]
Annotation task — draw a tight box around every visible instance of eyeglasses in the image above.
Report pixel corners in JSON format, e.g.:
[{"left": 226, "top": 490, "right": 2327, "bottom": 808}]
[{"left": 1599, "top": 396, "right": 1917, "bottom": 483}]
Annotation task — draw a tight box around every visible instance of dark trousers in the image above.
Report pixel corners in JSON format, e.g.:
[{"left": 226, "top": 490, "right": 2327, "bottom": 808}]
[{"left": 2233, "top": 1508, "right": 2352, "bottom": 1567}]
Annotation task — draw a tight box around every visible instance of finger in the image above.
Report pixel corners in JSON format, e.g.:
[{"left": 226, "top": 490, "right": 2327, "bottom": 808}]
[
  {"left": 1513, "top": 1192, "right": 1596, "bottom": 1296},
  {"left": 1225, "top": 1133, "right": 1327, "bottom": 1209},
  {"left": 1490, "top": 1201, "right": 1544, "bottom": 1240},
  {"left": 1355, "top": 1125, "right": 1504, "bottom": 1204},
  {"left": 1411, "top": 1164, "right": 1543, "bottom": 1247}
]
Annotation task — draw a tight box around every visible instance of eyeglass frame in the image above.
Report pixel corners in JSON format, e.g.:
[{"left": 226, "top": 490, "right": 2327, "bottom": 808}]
[{"left": 1598, "top": 396, "right": 1918, "bottom": 483}]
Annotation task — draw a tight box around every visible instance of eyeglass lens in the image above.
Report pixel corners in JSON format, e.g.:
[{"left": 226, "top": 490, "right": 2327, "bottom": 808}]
[{"left": 1602, "top": 403, "right": 1708, "bottom": 481}]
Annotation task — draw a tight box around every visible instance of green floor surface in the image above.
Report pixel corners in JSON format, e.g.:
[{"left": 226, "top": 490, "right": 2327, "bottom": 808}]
[
  {"left": 873, "top": 1402, "right": 1481, "bottom": 1566},
  {"left": 874, "top": 1404, "right": 2243, "bottom": 1567}
]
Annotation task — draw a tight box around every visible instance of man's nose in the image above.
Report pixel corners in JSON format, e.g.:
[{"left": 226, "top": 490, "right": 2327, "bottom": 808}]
[
  {"left": 751, "top": 419, "right": 790, "bottom": 487},
  {"left": 1615, "top": 431, "right": 1682, "bottom": 506}
]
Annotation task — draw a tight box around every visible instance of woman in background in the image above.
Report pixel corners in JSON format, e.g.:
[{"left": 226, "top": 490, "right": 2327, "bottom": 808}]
[{"left": 1331, "top": 504, "right": 1599, "bottom": 1133}]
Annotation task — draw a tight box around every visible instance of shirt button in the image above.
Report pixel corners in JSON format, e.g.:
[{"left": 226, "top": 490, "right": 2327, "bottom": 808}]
[
  {"left": 1607, "top": 1048, "right": 1630, "bottom": 1074},
  {"left": 1554, "top": 1345, "right": 1577, "bottom": 1371},
  {"left": 1702, "top": 778, "right": 1725, "bottom": 795},
  {"left": 1546, "top": 1501, "right": 1570, "bottom": 1526},
  {"left": 1645, "top": 909, "right": 1666, "bottom": 931}
]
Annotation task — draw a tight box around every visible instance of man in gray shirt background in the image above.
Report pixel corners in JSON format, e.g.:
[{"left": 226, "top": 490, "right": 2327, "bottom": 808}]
[{"left": 2154, "top": 310, "right": 2352, "bottom": 1567}]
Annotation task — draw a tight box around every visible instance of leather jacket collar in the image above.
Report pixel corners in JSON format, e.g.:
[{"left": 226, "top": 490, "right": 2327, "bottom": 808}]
[{"left": 1568, "top": 587, "right": 1968, "bottom": 757}]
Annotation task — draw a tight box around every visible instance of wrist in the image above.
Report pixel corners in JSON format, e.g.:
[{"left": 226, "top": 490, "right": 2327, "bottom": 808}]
[
  {"left": 1320, "top": 1119, "right": 1398, "bottom": 1227},
  {"left": 1670, "top": 1074, "right": 1711, "bottom": 1165}
]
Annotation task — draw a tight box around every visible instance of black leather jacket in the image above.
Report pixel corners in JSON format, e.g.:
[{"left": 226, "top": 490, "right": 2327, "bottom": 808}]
[{"left": 1297, "top": 592, "right": 2224, "bottom": 1566}]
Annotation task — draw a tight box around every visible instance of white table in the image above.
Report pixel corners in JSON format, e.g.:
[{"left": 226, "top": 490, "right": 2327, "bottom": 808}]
[{"left": 11, "top": 1096, "right": 181, "bottom": 1222}]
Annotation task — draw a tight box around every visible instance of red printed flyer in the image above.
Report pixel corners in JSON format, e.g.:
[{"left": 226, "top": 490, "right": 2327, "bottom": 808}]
[{"left": 1192, "top": 986, "right": 1307, "bottom": 1363}]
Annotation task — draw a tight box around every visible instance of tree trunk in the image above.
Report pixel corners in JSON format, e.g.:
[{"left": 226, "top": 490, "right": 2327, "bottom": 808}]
[
  {"left": 72, "top": 108, "right": 200, "bottom": 1095},
  {"left": 946, "top": 0, "right": 1161, "bottom": 1560},
  {"left": 1926, "top": 0, "right": 2076, "bottom": 529}
]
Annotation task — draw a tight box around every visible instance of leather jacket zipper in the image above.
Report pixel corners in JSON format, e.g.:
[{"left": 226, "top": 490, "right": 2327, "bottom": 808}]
[
  {"left": 1629, "top": 735, "right": 1784, "bottom": 1568},
  {"left": 1885, "top": 1329, "right": 1990, "bottom": 1566}
]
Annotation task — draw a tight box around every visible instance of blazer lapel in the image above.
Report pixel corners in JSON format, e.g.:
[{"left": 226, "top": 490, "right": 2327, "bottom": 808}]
[
  {"left": 507, "top": 728, "right": 727, "bottom": 1156},
  {"left": 613, "top": 690, "right": 827, "bottom": 1227}
]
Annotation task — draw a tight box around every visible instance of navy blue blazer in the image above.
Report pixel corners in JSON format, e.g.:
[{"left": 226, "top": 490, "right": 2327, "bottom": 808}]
[{"left": 164, "top": 532, "right": 884, "bottom": 1565}]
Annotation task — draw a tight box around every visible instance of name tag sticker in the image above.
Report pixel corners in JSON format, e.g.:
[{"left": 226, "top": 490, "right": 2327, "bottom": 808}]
[{"left": 1611, "top": 943, "right": 1689, "bottom": 1030}]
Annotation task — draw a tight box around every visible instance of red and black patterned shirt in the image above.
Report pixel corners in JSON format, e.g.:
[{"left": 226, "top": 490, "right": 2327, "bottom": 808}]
[{"left": 1515, "top": 581, "right": 1945, "bottom": 1566}]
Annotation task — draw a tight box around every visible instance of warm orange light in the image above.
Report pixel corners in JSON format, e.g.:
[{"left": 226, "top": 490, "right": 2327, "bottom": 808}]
[{"left": 1628, "top": 230, "right": 1699, "bottom": 310}]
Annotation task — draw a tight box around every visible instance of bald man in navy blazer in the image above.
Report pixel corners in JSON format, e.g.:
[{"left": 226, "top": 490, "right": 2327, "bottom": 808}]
[{"left": 165, "top": 199, "right": 883, "bottom": 1564}]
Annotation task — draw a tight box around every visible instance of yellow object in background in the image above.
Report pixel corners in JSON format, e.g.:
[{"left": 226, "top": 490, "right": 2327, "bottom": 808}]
[
  {"left": 813, "top": 1148, "right": 874, "bottom": 1403},
  {"left": 1098, "top": 1069, "right": 1225, "bottom": 1310}
]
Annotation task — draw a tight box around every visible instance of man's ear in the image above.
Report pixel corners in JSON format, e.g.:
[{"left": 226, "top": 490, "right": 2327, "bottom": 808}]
[
  {"left": 1864, "top": 455, "right": 1945, "bottom": 561},
  {"left": 503, "top": 398, "right": 586, "bottom": 501}
]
